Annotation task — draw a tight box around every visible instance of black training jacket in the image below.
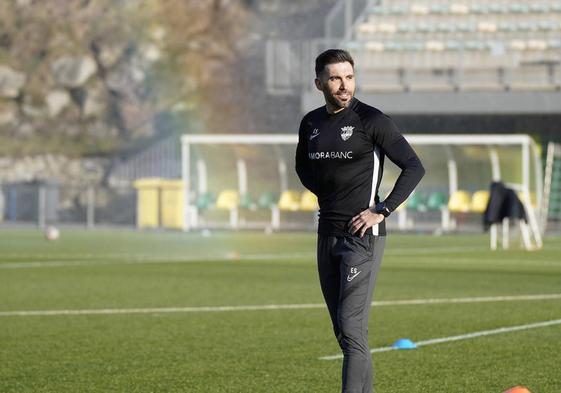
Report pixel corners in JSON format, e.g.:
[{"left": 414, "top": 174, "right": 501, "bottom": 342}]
[{"left": 295, "top": 97, "right": 425, "bottom": 236}]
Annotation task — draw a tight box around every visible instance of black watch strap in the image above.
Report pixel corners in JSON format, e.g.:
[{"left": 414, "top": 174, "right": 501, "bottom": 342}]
[{"left": 375, "top": 202, "right": 391, "bottom": 217}]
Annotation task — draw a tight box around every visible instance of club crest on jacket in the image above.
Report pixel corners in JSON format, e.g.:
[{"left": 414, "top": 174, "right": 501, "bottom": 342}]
[{"left": 340, "top": 126, "right": 354, "bottom": 141}]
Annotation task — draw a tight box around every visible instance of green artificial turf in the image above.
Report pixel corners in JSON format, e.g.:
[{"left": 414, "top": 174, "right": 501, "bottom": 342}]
[{"left": 0, "top": 228, "right": 560, "bottom": 392}]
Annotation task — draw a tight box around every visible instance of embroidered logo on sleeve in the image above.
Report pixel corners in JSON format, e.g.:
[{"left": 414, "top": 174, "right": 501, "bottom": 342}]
[
  {"left": 309, "top": 128, "right": 320, "bottom": 140},
  {"left": 340, "top": 126, "right": 354, "bottom": 141}
]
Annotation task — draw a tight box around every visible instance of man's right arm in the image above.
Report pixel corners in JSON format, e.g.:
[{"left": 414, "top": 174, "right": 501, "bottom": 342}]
[{"left": 295, "top": 118, "right": 318, "bottom": 194}]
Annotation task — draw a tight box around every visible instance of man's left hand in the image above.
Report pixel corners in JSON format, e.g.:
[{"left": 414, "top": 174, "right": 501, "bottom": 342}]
[{"left": 348, "top": 208, "right": 385, "bottom": 237}]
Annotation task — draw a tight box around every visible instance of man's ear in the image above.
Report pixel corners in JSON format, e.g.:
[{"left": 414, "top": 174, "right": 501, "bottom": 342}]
[{"left": 314, "top": 78, "right": 322, "bottom": 91}]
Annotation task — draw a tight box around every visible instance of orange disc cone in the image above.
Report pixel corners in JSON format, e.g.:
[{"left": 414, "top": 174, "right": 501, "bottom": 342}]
[{"left": 502, "top": 386, "right": 532, "bottom": 393}]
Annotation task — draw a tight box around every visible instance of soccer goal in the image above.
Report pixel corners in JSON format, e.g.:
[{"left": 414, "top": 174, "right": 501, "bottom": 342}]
[
  {"left": 542, "top": 142, "right": 561, "bottom": 233},
  {"left": 180, "top": 133, "right": 544, "bottom": 248}
]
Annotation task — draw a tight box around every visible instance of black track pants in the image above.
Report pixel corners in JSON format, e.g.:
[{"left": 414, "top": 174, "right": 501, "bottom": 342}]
[{"left": 317, "top": 234, "right": 386, "bottom": 393}]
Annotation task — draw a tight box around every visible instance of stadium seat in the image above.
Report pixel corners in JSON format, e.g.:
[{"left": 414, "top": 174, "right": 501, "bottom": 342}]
[
  {"left": 530, "top": 3, "right": 549, "bottom": 13},
  {"left": 418, "top": 22, "right": 435, "bottom": 33},
  {"left": 427, "top": 191, "right": 448, "bottom": 211},
  {"left": 406, "top": 192, "right": 427, "bottom": 212},
  {"left": 215, "top": 190, "right": 239, "bottom": 210},
  {"left": 357, "top": 23, "right": 376, "bottom": 36},
  {"left": 528, "top": 40, "right": 548, "bottom": 51},
  {"left": 385, "top": 41, "right": 404, "bottom": 51},
  {"left": 489, "top": 4, "right": 507, "bottom": 13},
  {"left": 350, "top": 0, "right": 561, "bottom": 93},
  {"left": 379, "top": 23, "right": 397, "bottom": 34},
  {"left": 278, "top": 190, "right": 300, "bottom": 211},
  {"left": 510, "top": 40, "right": 527, "bottom": 51},
  {"left": 426, "top": 41, "right": 445, "bottom": 51},
  {"left": 548, "top": 39, "right": 561, "bottom": 49},
  {"left": 478, "top": 21, "right": 498, "bottom": 33},
  {"left": 369, "top": 6, "right": 384, "bottom": 15},
  {"left": 448, "top": 190, "right": 471, "bottom": 213},
  {"left": 471, "top": 4, "right": 489, "bottom": 14},
  {"left": 196, "top": 191, "right": 215, "bottom": 210},
  {"left": 405, "top": 42, "right": 425, "bottom": 51},
  {"left": 411, "top": 4, "right": 429, "bottom": 15},
  {"left": 498, "top": 21, "right": 517, "bottom": 32},
  {"left": 457, "top": 22, "right": 476, "bottom": 32},
  {"left": 537, "top": 21, "right": 552, "bottom": 32},
  {"left": 389, "top": 4, "right": 407, "bottom": 14},
  {"left": 430, "top": 4, "right": 448, "bottom": 14},
  {"left": 436, "top": 22, "right": 454, "bottom": 33},
  {"left": 299, "top": 190, "right": 319, "bottom": 211},
  {"left": 446, "top": 41, "right": 463, "bottom": 51},
  {"left": 470, "top": 190, "right": 490, "bottom": 213},
  {"left": 466, "top": 41, "right": 486, "bottom": 51},
  {"left": 398, "top": 22, "right": 417, "bottom": 33},
  {"left": 239, "top": 193, "right": 255, "bottom": 210},
  {"left": 450, "top": 3, "right": 470, "bottom": 14},
  {"left": 257, "top": 192, "right": 278, "bottom": 209},
  {"left": 365, "top": 42, "right": 385, "bottom": 52},
  {"left": 509, "top": 4, "right": 530, "bottom": 13}
]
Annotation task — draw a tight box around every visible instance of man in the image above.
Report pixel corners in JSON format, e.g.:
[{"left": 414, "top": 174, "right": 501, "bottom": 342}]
[{"left": 295, "top": 49, "right": 425, "bottom": 393}]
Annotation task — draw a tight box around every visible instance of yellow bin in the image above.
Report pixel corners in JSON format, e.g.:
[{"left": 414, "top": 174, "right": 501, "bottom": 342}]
[
  {"left": 160, "top": 179, "right": 184, "bottom": 229},
  {"left": 134, "top": 178, "right": 162, "bottom": 228}
]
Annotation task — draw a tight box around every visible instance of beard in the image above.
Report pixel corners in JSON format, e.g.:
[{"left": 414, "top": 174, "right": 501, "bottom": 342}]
[{"left": 325, "top": 90, "right": 354, "bottom": 110}]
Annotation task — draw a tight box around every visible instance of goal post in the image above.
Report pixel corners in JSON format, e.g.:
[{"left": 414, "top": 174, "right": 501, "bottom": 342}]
[{"left": 180, "top": 133, "right": 544, "bottom": 246}]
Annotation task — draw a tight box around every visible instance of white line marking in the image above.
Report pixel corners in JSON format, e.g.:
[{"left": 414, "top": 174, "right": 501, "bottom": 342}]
[
  {"left": 319, "top": 318, "right": 561, "bottom": 360},
  {"left": 1, "top": 293, "right": 561, "bottom": 318},
  {"left": 0, "top": 252, "right": 315, "bottom": 269},
  {"left": 373, "top": 293, "right": 561, "bottom": 306},
  {"left": 0, "top": 246, "right": 494, "bottom": 269}
]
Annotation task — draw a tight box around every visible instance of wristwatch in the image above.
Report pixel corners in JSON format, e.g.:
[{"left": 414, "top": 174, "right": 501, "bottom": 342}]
[{"left": 374, "top": 202, "right": 391, "bottom": 217}]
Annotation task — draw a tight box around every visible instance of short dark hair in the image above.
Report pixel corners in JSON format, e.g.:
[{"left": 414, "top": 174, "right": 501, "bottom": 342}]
[{"left": 315, "top": 49, "right": 354, "bottom": 78}]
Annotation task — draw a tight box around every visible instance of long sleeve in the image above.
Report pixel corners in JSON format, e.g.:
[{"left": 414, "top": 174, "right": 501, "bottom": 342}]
[
  {"left": 372, "top": 115, "right": 425, "bottom": 212},
  {"left": 295, "top": 118, "right": 318, "bottom": 194}
]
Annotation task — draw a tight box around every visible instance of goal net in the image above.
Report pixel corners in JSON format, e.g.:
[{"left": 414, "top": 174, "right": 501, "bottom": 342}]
[{"left": 180, "top": 133, "right": 543, "bottom": 247}]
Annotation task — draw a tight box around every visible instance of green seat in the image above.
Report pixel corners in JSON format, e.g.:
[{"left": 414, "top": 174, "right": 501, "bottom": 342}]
[
  {"left": 538, "top": 21, "right": 555, "bottom": 31},
  {"left": 489, "top": 4, "right": 505, "bottom": 13},
  {"left": 257, "top": 192, "right": 278, "bottom": 209},
  {"left": 498, "top": 21, "right": 516, "bottom": 32},
  {"left": 389, "top": 4, "right": 407, "bottom": 14},
  {"left": 407, "top": 192, "right": 427, "bottom": 212},
  {"left": 446, "top": 41, "right": 462, "bottom": 51},
  {"left": 427, "top": 191, "right": 448, "bottom": 211},
  {"left": 196, "top": 192, "right": 215, "bottom": 210},
  {"left": 239, "top": 193, "right": 254, "bottom": 209},
  {"left": 430, "top": 4, "right": 447, "bottom": 14},
  {"left": 471, "top": 4, "right": 489, "bottom": 14},
  {"left": 385, "top": 42, "right": 403, "bottom": 51}
]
